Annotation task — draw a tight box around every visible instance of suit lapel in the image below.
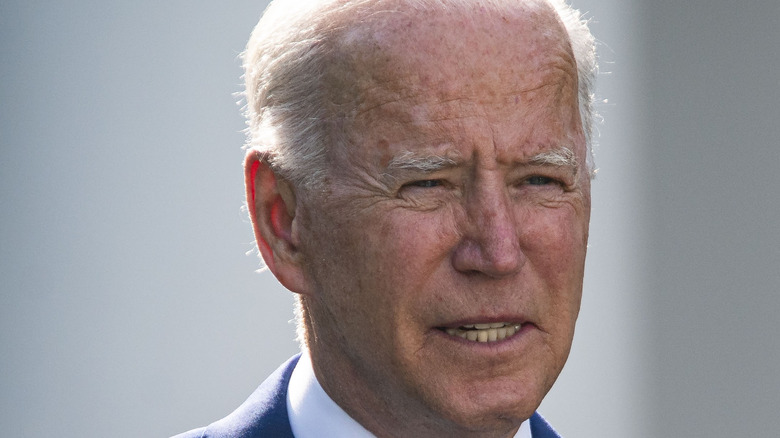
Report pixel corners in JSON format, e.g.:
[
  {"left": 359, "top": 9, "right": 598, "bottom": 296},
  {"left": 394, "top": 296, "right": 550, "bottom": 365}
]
[
  {"left": 529, "top": 411, "right": 562, "bottom": 438},
  {"left": 202, "top": 354, "right": 300, "bottom": 437}
]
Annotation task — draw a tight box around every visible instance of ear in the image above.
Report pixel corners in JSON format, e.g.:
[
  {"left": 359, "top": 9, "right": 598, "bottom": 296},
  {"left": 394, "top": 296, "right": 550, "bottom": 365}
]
[{"left": 244, "top": 151, "right": 311, "bottom": 295}]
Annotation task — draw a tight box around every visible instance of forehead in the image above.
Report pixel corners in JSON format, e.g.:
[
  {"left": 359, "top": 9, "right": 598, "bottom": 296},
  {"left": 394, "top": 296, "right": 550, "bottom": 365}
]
[
  {"left": 325, "top": 1, "right": 581, "bottom": 166},
  {"left": 334, "top": 2, "right": 573, "bottom": 95}
]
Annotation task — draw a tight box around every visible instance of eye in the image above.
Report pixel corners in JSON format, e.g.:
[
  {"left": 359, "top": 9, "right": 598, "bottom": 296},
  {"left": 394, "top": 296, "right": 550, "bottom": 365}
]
[
  {"left": 526, "top": 175, "right": 557, "bottom": 186},
  {"left": 405, "top": 179, "right": 443, "bottom": 188}
]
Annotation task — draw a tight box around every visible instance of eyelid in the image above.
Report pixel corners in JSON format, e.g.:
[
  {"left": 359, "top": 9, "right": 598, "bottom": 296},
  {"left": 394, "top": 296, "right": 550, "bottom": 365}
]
[{"left": 522, "top": 164, "right": 575, "bottom": 181}]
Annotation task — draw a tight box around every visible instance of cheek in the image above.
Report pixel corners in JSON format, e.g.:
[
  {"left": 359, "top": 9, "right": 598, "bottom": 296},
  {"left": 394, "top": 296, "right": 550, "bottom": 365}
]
[
  {"left": 521, "top": 203, "right": 588, "bottom": 261},
  {"left": 377, "top": 211, "right": 456, "bottom": 265},
  {"left": 521, "top": 206, "right": 588, "bottom": 310},
  {"left": 307, "top": 205, "right": 455, "bottom": 305}
]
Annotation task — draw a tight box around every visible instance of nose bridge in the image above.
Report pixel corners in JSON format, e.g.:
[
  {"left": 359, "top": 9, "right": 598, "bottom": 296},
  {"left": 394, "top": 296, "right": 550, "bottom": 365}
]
[
  {"left": 471, "top": 181, "right": 518, "bottom": 251},
  {"left": 454, "top": 176, "right": 523, "bottom": 276}
]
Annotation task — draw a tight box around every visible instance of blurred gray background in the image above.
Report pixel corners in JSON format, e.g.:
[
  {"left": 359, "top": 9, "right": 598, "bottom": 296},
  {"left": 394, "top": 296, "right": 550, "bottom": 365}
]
[{"left": 1, "top": 0, "right": 778, "bottom": 436}]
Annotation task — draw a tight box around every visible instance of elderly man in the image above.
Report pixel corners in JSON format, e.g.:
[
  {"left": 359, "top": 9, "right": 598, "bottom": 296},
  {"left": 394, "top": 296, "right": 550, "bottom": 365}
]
[{"left": 177, "top": 0, "right": 596, "bottom": 436}]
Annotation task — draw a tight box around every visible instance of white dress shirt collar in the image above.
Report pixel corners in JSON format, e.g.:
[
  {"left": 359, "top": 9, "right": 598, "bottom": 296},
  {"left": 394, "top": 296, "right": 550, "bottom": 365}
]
[{"left": 286, "top": 352, "right": 532, "bottom": 438}]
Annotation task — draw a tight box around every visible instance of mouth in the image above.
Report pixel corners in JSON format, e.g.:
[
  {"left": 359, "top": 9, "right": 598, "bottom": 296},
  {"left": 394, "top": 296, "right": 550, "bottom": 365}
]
[{"left": 438, "top": 322, "right": 523, "bottom": 343}]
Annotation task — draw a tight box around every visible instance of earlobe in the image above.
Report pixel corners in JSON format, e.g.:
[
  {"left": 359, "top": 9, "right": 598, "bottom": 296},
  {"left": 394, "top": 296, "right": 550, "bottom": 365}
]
[{"left": 244, "top": 151, "right": 311, "bottom": 295}]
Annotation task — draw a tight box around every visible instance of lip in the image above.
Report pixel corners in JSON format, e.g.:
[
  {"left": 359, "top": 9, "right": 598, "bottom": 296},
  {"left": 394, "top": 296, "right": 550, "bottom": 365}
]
[
  {"left": 437, "top": 318, "right": 526, "bottom": 329},
  {"left": 435, "top": 314, "right": 529, "bottom": 329},
  {"left": 430, "top": 322, "right": 537, "bottom": 352},
  {"left": 431, "top": 315, "right": 536, "bottom": 349}
]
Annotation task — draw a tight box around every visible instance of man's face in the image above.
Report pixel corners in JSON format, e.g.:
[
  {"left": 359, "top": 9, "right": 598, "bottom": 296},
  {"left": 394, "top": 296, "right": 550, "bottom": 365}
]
[{"left": 294, "top": 3, "right": 590, "bottom": 435}]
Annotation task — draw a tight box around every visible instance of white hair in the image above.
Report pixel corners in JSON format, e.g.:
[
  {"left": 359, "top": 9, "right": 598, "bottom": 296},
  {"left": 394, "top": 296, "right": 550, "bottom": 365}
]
[
  {"left": 547, "top": 0, "right": 598, "bottom": 174},
  {"left": 241, "top": 0, "right": 598, "bottom": 190}
]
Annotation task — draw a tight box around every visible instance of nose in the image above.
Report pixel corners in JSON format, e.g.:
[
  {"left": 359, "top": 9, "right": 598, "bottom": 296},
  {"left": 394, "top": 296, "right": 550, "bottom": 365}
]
[{"left": 451, "top": 185, "right": 524, "bottom": 278}]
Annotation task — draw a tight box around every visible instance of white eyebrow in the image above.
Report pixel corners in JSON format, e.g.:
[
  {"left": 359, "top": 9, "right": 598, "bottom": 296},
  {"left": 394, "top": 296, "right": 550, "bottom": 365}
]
[
  {"left": 529, "top": 147, "right": 578, "bottom": 168},
  {"left": 386, "top": 150, "right": 459, "bottom": 173},
  {"left": 385, "top": 147, "right": 578, "bottom": 175}
]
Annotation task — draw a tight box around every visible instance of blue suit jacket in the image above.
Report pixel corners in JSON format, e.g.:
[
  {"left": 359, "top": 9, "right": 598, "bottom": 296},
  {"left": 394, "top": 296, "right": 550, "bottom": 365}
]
[{"left": 174, "top": 355, "right": 561, "bottom": 438}]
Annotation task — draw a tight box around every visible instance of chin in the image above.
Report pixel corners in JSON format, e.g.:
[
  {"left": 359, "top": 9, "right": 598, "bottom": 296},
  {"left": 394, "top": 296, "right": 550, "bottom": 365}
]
[{"left": 419, "top": 374, "right": 549, "bottom": 435}]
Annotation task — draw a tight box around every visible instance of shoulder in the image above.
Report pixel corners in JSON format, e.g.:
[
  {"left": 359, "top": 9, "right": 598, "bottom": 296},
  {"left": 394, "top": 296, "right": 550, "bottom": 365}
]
[{"left": 172, "top": 355, "right": 300, "bottom": 438}]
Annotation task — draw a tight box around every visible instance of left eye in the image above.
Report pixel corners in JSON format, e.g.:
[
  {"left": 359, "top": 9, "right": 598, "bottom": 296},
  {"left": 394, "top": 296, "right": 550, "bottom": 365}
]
[
  {"left": 406, "top": 179, "right": 443, "bottom": 188},
  {"left": 527, "top": 175, "right": 556, "bottom": 185}
]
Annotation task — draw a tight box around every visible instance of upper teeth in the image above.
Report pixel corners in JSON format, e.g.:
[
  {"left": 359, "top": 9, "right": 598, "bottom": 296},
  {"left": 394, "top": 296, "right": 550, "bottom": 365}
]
[{"left": 444, "top": 323, "right": 521, "bottom": 342}]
